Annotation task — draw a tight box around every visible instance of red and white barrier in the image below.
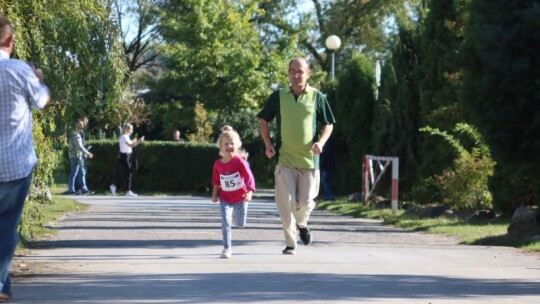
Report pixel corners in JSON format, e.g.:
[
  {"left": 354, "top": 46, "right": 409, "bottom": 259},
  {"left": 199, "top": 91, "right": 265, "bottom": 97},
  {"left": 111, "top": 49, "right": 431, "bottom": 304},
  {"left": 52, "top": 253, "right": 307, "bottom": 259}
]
[{"left": 362, "top": 155, "right": 399, "bottom": 211}]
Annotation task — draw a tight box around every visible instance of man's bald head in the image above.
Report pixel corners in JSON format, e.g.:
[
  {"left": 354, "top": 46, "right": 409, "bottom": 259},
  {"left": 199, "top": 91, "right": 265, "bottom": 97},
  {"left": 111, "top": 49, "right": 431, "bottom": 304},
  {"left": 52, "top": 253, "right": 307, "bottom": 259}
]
[
  {"left": 0, "top": 15, "right": 13, "bottom": 48},
  {"left": 288, "top": 57, "right": 310, "bottom": 73}
]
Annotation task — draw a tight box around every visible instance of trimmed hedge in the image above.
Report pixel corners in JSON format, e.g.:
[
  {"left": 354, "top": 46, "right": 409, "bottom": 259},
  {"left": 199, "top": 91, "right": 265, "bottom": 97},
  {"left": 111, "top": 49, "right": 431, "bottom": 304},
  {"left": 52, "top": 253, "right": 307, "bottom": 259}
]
[
  {"left": 81, "top": 140, "right": 275, "bottom": 193},
  {"left": 85, "top": 140, "right": 217, "bottom": 192}
]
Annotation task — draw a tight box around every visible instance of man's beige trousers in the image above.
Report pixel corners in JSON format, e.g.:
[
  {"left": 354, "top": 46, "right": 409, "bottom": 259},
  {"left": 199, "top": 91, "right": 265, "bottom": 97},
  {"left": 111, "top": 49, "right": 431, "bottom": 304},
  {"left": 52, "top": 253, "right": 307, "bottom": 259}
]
[{"left": 274, "top": 164, "right": 319, "bottom": 248}]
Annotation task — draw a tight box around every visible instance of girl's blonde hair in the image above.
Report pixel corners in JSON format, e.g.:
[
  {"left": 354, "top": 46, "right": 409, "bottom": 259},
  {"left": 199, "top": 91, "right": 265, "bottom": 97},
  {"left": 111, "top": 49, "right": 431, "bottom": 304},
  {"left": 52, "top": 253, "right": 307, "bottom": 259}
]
[
  {"left": 216, "top": 130, "right": 242, "bottom": 156},
  {"left": 221, "top": 124, "right": 234, "bottom": 132},
  {"left": 238, "top": 147, "right": 249, "bottom": 161}
]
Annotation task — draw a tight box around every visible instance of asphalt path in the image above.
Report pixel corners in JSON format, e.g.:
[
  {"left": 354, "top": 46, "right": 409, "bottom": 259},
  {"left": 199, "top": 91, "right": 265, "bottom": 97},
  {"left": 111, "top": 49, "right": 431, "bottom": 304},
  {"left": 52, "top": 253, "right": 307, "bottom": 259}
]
[{"left": 11, "top": 193, "right": 540, "bottom": 303}]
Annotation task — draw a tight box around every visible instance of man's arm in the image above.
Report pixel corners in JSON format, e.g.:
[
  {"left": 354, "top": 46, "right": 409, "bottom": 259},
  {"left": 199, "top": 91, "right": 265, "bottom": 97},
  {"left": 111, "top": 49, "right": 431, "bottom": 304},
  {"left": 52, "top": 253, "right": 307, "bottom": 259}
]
[
  {"left": 31, "top": 67, "right": 51, "bottom": 108},
  {"left": 259, "top": 119, "right": 276, "bottom": 159},
  {"left": 312, "top": 124, "right": 333, "bottom": 155},
  {"left": 318, "top": 124, "right": 333, "bottom": 146}
]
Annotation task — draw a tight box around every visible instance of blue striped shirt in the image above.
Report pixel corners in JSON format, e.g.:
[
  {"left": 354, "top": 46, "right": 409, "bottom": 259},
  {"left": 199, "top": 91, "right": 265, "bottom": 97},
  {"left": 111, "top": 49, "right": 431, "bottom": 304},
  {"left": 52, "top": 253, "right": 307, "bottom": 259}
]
[{"left": 0, "top": 50, "right": 50, "bottom": 182}]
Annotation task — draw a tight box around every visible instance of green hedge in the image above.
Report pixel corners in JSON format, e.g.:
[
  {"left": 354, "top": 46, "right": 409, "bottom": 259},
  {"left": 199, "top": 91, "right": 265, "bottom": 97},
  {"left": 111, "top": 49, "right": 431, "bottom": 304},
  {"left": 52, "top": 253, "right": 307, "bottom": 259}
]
[
  {"left": 84, "top": 140, "right": 217, "bottom": 192},
  {"left": 78, "top": 140, "right": 274, "bottom": 193}
]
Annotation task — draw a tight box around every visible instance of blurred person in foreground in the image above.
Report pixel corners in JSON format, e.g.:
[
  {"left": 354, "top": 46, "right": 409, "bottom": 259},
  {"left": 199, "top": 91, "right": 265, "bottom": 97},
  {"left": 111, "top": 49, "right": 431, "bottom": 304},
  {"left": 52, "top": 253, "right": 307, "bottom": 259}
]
[{"left": 0, "top": 15, "right": 51, "bottom": 303}]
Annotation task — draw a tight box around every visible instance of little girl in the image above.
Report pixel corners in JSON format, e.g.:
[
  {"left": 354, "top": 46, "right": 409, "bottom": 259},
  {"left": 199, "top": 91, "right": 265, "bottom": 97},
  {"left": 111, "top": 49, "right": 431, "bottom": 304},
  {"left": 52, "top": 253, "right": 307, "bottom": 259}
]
[{"left": 211, "top": 130, "right": 256, "bottom": 258}]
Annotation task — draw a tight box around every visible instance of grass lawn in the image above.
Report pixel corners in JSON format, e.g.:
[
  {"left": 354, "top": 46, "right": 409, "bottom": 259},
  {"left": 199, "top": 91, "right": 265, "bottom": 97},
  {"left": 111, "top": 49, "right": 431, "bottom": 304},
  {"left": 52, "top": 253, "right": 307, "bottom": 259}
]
[
  {"left": 18, "top": 184, "right": 86, "bottom": 250},
  {"left": 317, "top": 200, "right": 540, "bottom": 252},
  {"left": 22, "top": 196, "right": 87, "bottom": 240}
]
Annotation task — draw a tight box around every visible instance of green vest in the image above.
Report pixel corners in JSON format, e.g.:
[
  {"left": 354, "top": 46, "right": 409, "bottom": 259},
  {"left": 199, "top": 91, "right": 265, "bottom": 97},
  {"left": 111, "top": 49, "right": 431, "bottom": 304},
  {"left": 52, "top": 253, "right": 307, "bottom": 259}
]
[{"left": 278, "top": 87, "right": 319, "bottom": 169}]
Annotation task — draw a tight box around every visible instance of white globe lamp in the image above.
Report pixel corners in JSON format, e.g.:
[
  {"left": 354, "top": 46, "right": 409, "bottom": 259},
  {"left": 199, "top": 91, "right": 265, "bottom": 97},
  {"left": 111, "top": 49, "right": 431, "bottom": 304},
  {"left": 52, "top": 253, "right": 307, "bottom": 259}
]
[
  {"left": 325, "top": 35, "right": 341, "bottom": 79},
  {"left": 325, "top": 35, "right": 341, "bottom": 51}
]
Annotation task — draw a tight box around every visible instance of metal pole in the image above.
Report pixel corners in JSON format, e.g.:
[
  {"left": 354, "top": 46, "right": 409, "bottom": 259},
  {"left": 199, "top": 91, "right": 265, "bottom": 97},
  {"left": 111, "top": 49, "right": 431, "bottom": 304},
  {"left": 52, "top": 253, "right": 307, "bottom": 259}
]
[
  {"left": 375, "top": 60, "right": 381, "bottom": 100},
  {"left": 330, "top": 51, "right": 335, "bottom": 79},
  {"left": 99, "top": 57, "right": 104, "bottom": 104},
  {"left": 362, "top": 155, "right": 369, "bottom": 203},
  {"left": 391, "top": 157, "right": 399, "bottom": 212}
]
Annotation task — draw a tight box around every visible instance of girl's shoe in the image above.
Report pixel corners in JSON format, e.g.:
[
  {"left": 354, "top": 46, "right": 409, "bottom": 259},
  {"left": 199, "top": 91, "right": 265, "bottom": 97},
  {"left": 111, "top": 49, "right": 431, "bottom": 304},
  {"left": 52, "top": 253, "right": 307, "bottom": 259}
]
[
  {"left": 125, "top": 191, "right": 138, "bottom": 197},
  {"left": 221, "top": 248, "right": 231, "bottom": 258}
]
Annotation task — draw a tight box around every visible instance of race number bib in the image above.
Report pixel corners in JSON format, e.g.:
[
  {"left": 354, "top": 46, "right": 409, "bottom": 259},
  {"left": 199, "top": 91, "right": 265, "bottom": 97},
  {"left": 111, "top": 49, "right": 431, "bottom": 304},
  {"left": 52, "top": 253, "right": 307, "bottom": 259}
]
[{"left": 220, "top": 172, "right": 242, "bottom": 192}]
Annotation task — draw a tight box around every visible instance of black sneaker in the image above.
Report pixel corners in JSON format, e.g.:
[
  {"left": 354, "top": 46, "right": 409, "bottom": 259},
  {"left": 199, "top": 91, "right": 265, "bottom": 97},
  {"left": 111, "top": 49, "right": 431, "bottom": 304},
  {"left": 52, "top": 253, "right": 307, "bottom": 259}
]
[
  {"left": 282, "top": 246, "right": 296, "bottom": 255},
  {"left": 81, "top": 190, "right": 95, "bottom": 196},
  {"left": 297, "top": 225, "right": 312, "bottom": 245}
]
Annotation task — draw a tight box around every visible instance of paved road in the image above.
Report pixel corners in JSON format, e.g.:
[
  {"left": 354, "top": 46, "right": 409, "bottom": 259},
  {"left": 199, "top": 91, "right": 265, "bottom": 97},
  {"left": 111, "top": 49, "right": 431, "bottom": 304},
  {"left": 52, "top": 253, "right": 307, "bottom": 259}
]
[{"left": 11, "top": 193, "right": 540, "bottom": 303}]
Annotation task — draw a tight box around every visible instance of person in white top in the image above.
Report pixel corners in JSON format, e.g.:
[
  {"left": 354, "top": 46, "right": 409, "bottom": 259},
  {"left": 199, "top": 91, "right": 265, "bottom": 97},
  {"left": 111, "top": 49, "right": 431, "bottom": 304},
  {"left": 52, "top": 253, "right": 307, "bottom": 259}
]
[{"left": 110, "top": 123, "right": 144, "bottom": 197}]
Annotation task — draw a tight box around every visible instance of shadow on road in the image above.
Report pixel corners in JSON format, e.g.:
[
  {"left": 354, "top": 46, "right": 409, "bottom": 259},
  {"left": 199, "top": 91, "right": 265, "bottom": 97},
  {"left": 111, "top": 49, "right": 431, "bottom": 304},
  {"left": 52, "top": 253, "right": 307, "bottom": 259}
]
[{"left": 15, "top": 272, "right": 540, "bottom": 303}]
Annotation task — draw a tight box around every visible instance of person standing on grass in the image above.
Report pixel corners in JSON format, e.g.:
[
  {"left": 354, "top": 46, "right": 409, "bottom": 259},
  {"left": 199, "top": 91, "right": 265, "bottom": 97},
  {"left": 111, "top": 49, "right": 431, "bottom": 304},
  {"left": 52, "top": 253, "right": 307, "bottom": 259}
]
[
  {"left": 211, "top": 130, "right": 256, "bottom": 258},
  {"left": 110, "top": 123, "right": 144, "bottom": 197},
  {"left": 0, "top": 15, "right": 51, "bottom": 303},
  {"left": 67, "top": 119, "right": 94, "bottom": 195},
  {"left": 257, "top": 57, "right": 336, "bottom": 255},
  {"left": 320, "top": 135, "right": 336, "bottom": 201},
  {"left": 75, "top": 116, "right": 90, "bottom": 192}
]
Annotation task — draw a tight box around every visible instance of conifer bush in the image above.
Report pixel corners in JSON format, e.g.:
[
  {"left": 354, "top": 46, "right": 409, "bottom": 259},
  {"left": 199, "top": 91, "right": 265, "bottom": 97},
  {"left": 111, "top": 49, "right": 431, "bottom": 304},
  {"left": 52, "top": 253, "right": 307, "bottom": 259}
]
[{"left": 416, "top": 123, "right": 495, "bottom": 211}]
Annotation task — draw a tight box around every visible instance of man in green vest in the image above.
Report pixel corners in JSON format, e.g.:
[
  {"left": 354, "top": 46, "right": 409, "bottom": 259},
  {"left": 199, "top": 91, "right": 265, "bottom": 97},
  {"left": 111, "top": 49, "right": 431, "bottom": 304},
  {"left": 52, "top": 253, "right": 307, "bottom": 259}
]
[{"left": 258, "top": 57, "right": 336, "bottom": 255}]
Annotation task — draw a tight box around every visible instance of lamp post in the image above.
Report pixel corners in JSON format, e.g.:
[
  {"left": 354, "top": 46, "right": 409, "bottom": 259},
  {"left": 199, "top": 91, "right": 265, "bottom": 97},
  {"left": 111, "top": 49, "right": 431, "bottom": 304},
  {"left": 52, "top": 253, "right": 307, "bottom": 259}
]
[
  {"left": 375, "top": 59, "right": 381, "bottom": 100},
  {"left": 325, "top": 35, "right": 341, "bottom": 79}
]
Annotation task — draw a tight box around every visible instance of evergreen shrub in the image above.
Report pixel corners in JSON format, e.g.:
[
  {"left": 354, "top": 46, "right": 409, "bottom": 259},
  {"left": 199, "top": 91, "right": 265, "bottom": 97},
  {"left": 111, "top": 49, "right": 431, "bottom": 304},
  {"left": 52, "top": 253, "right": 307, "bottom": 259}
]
[
  {"left": 81, "top": 140, "right": 274, "bottom": 193},
  {"left": 332, "top": 55, "right": 375, "bottom": 195},
  {"left": 85, "top": 140, "right": 217, "bottom": 192},
  {"left": 415, "top": 123, "right": 495, "bottom": 211}
]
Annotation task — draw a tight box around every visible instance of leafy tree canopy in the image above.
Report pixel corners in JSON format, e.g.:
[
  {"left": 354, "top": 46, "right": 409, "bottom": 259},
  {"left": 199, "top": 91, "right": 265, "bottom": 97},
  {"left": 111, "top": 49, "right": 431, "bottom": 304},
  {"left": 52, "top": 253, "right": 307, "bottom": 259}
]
[{"left": 156, "top": 0, "right": 273, "bottom": 110}]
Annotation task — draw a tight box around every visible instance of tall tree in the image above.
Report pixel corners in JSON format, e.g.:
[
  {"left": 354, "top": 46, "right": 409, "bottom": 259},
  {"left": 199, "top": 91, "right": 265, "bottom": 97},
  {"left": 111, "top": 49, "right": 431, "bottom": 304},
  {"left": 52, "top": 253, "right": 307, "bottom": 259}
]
[
  {"left": 307, "top": 0, "right": 420, "bottom": 73},
  {"left": 333, "top": 54, "right": 376, "bottom": 194},
  {"left": 157, "top": 0, "right": 269, "bottom": 110},
  {"left": 252, "top": 0, "right": 421, "bottom": 75},
  {"left": 148, "top": 0, "right": 296, "bottom": 141},
  {"left": 1, "top": 0, "right": 129, "bottom": 230},
  {"left": 461, "top": 0, "right": 540, "bottom": 210},
  {"left": 114, "top": 0, "right": 162, "bottom": 83},
  {"left": 373, "top": 22, "right": 423, "bottom": 195},
  {"left": 417, "top": 0, "right": 470, "bottom": 178},
  {"left": 3, "top": 0, "right": 129, "bottom": 125}
]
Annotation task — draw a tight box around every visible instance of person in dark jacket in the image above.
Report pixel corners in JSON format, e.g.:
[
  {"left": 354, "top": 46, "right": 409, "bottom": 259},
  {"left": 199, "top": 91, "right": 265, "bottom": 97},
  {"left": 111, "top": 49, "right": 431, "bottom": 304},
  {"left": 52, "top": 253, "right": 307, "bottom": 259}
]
[{"left": 320, "top": 135, "right": 336, "bottom": 201}]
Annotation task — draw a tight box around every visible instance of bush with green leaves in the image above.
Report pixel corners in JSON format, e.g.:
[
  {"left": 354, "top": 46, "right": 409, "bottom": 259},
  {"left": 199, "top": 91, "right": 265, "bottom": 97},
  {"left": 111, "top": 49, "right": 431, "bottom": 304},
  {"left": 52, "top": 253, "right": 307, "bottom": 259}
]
[
  {"left": 2, "top": 0, "right": 131, "bottom": 236},
  {"left": 82, "top": 140, "right": 274, "bottom": 193},
  {"left": 19, "top": 115, "right": 60, "bottom": 239},
  {"left": 83, "top": 140, "right": 216, "bottom": 192},
  {"left": 416, "top": 123, "right": 495, "bottom": 211},
  {"left": 461, "top": 0, "right": 540, "bottom": 210}
]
